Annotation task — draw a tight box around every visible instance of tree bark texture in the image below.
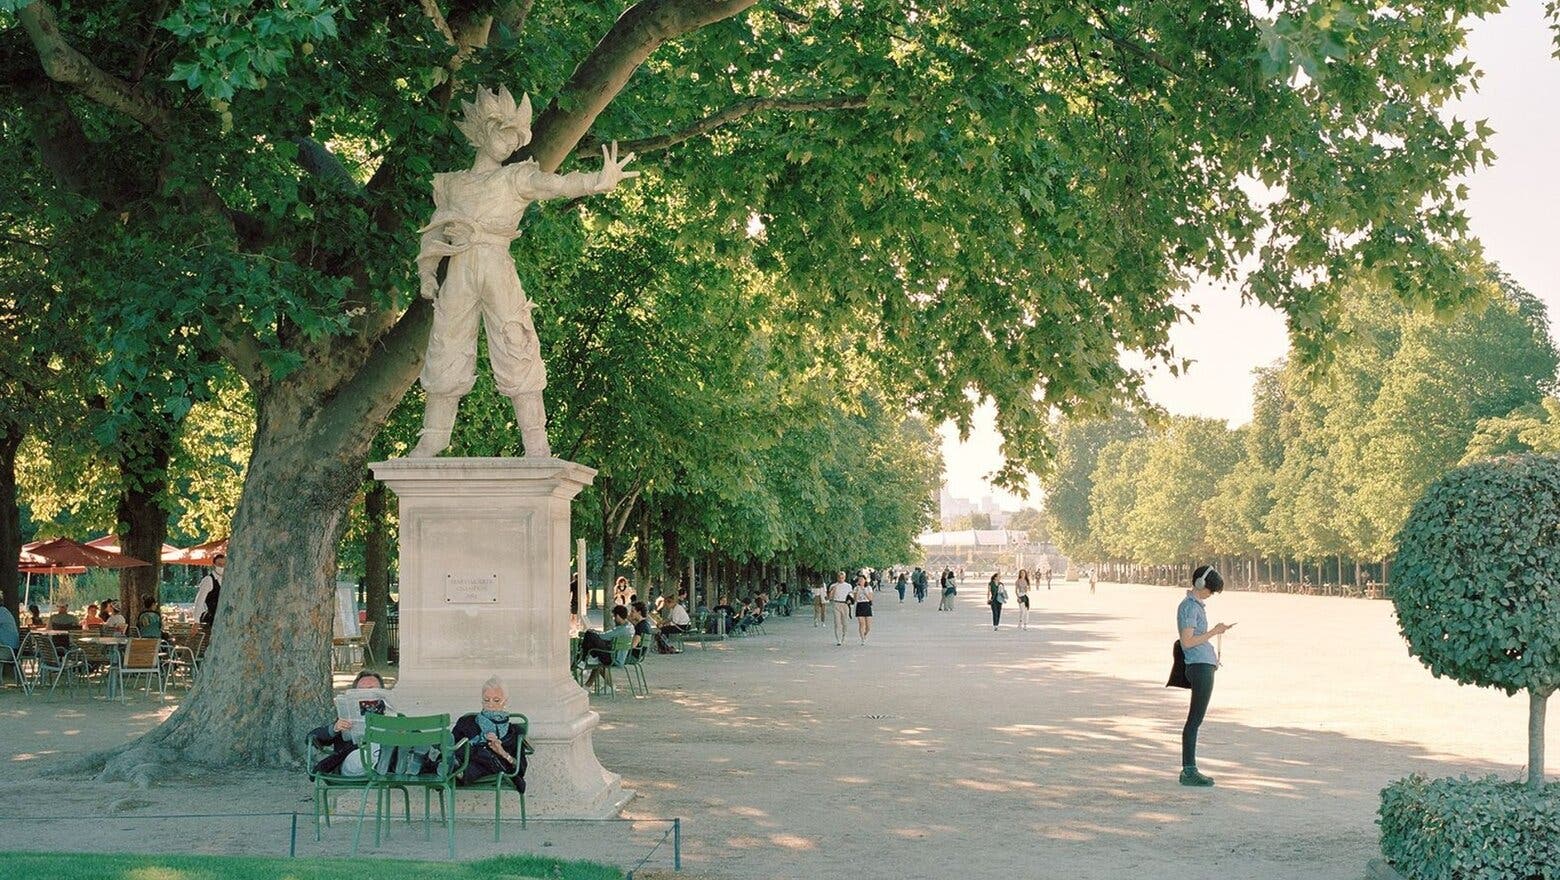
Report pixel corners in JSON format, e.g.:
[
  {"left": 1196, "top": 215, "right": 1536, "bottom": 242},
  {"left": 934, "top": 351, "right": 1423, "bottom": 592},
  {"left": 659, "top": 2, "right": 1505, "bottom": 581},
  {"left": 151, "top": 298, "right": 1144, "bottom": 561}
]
[
  {"left": 102, "top": 347, "right": 421, "bottom": 774},
  {"left": 363, "top": 478, "right": 390, "bottom": 663},
  {"left": 1530, "top": 689, "right": 1550, "bottom": 789},
  {"left": 0, "top": 425, "right": 23, "bottom": 618},
  {"left": 115, "top": 425, "right": 172, "bottom": 617},
  {"left": 600, "top": 486, "right": 618, "bottom": 603}
]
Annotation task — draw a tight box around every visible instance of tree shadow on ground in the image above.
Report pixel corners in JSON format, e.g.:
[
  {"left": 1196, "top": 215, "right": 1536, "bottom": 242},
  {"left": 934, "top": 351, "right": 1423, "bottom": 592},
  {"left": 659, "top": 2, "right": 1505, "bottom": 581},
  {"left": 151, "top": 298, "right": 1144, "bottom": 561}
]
[{"left": 598, "top": 610, "right": 1517, "bottom": 880}]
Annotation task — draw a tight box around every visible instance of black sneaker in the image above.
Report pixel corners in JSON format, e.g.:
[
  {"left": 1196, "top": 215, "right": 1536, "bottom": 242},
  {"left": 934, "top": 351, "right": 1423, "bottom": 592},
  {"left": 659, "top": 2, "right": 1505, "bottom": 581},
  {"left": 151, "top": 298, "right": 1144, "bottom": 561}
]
[{"left": 1179, "top": 768, "right": 1215, "bottom": 787}]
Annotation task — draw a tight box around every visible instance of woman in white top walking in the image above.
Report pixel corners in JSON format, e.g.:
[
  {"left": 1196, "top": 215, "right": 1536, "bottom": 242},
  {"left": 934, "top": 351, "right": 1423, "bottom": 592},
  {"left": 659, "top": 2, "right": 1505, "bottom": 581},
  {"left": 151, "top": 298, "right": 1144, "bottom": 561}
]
[
  {"left": 1014, "top": 569, "right": 1031, "bottom": 629},
  {"left": 853, "top": 574, "right": 874, "bottom": 644}
]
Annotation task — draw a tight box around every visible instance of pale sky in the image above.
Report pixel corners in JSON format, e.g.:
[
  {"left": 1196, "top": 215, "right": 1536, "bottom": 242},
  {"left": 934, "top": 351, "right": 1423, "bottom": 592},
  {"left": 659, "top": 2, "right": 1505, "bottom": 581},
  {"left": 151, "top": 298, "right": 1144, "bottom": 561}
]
[{"left": 941, "top": 3, "right": 1560, "bottom": 509}]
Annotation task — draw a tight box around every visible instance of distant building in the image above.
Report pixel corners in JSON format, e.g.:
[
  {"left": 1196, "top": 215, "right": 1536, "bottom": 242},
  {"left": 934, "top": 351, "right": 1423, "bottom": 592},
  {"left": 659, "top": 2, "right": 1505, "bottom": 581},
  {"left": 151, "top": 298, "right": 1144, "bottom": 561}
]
[{"left": 917, "top": 529, "right": 1063, "bottom": 574}]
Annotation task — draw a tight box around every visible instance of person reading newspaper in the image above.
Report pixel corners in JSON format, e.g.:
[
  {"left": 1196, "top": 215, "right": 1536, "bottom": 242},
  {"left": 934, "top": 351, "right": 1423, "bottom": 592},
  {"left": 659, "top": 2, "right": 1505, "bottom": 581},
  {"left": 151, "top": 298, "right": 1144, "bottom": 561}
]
[{"left": 308, "top": 670, "right": 435, "bottom": 776}]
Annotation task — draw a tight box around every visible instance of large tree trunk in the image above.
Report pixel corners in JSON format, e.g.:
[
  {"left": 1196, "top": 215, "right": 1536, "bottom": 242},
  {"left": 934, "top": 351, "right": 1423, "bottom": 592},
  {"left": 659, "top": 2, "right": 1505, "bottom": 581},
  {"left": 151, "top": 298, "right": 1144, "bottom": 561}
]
[
  {"left": 635, "top": 501, "right": 652, "bottom": 596},
  {"left": 115, "top": 423, "right": 173, "bottom": 619},
  {"left": 362, "top": 477, "right": 390, "bottom": 663},
  {"left": 95, "top": 302, "right": 428, "bottom": 776},
  {"left": 101, "top": 424, "right": 362, "bottom": 775},
  {"left": 1530, "top": 689, "right": 1550, "bottom": 789},
  {"left": 600, "top": 486, "right": 618, "bottom": 600},
  {"left": 0, "top": 424, "right": 22, "bottom": 618}
]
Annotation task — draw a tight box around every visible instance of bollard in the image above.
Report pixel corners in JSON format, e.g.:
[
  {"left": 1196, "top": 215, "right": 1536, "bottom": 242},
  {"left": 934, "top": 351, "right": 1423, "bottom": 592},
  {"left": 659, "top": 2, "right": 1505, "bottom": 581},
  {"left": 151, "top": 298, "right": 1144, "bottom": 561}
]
[
  {"left": 290, "top": 812, "right": 298, "bottom": 857},
  {"left": 674, "top": 817, "right": 681, "bottom": 871}
]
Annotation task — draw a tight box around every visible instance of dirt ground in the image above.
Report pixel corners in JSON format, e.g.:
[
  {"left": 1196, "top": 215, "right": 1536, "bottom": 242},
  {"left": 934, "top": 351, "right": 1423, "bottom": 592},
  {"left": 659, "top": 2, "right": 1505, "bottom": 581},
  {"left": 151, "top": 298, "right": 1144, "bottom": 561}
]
[{"left": 2, "top": 579, "right": 1550, "bottom": 879}]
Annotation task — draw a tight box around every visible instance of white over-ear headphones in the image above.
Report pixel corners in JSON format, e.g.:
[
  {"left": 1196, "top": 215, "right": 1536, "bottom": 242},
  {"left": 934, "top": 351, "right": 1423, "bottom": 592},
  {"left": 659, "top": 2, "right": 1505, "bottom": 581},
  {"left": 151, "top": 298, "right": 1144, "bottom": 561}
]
[{"left": 1194, "top": 566, "right": 1216, "bottom": 589}]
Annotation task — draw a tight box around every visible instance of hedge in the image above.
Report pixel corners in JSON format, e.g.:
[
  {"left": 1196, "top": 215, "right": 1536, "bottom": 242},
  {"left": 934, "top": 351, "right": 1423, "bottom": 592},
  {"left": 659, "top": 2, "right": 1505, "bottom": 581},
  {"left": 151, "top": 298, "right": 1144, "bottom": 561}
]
[{"left": 1380, "top": 774, "right": 1560, "bottom": 879}]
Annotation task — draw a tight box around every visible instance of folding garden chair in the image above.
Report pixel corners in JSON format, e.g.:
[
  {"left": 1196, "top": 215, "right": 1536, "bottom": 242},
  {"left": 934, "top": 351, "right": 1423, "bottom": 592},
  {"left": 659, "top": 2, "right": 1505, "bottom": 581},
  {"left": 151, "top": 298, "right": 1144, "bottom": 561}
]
[
  {"left": 352, "top": 713, "right": 460, "bottom": 858},
  {"left": 453, "top": 711, "right": 532, "bottom": 840}
]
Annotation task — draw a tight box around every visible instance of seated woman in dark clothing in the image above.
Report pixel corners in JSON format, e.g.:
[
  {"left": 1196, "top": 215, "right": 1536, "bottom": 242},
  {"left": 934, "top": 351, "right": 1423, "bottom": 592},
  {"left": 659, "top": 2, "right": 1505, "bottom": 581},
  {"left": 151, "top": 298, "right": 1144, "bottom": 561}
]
[{"left": 452, "top": 676, "right": 528, "bottom": 792}]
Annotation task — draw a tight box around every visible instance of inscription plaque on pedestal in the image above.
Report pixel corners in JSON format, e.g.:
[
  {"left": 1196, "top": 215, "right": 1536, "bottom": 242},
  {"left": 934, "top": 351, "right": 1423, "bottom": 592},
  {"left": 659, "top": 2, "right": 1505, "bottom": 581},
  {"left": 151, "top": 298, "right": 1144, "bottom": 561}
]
[{"left": 444, "top": 573, "right": 499, "bottom": 604}]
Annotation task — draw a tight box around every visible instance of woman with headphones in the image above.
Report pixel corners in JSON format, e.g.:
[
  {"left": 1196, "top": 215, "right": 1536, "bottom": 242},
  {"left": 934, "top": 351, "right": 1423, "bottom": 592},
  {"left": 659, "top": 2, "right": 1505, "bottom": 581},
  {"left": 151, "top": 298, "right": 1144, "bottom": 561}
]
[{"left": 1177, "top": 564, "right": 1235, "bottom": 786}]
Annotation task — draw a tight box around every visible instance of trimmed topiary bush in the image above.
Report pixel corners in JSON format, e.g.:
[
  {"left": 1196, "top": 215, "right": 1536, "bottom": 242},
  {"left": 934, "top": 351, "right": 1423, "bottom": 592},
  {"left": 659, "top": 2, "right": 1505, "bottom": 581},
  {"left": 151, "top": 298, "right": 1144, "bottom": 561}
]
[
  {"left": 1392, "top": 453, "right": 1560, "bottom": 787},
  {"left": 1379, "top": 774, "right": 1560, "bottom": 880}
]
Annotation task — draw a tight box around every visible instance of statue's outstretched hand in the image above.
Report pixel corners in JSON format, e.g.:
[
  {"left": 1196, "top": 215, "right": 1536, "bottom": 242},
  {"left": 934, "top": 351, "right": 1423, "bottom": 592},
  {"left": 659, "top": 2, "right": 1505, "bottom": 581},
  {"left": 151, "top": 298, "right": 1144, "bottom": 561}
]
[
  {"left": 596, "top": 141, "right": 639, "bottom": 192},
  {"left": 420, "top": 272, "right": 440, "bottom": 301}
]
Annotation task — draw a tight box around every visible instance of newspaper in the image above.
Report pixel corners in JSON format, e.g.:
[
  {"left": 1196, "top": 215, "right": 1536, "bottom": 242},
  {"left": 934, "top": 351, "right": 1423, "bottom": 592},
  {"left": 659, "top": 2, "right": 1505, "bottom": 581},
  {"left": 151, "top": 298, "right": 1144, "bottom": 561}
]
[{"left": 332, "top": 687, "right": 393, "bottom": 741}]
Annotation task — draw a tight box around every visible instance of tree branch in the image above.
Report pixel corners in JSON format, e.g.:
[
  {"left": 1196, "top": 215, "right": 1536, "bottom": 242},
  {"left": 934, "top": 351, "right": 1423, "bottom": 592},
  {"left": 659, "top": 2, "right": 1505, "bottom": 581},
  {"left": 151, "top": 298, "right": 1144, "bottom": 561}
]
[
  {"left": 418, "top": 0, "right": 457, "bottom": 44},
  {"left": 495, "top": 0, "right": 535, "bottom": 35},
  {"left": 312, "top": 300, "right": 433, "bottom": 448},
  {"left": 769, "top": 3, "right": 810, "bottom": 27},
  {"left": 217, "top": 331, "right": 267, "bottom": 387},
  {"left": 1084, "top": 3, "right": 1185, "bottom": 79},
  {"left": 292, "top": 137, "right": 363, "bottom": 194},
  {"left": 575, "top": 93, "right": 868, "bottom": 158},
  {"left": 18, "top": 1, "right": 173, "bottom": 137},
  {"left": 518, "top": 0, "right": 763, "bottom": 172}
]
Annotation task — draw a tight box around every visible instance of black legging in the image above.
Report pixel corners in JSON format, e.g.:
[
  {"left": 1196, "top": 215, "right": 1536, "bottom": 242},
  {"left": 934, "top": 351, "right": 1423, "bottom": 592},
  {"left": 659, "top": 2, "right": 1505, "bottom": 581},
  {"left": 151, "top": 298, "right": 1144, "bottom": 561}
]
[
  {"left": 1182, "top": 663, "right": 1217, "bottom": 768},
  {"left": 990, "top": 602, "right": 1002, "bottom": 626}
]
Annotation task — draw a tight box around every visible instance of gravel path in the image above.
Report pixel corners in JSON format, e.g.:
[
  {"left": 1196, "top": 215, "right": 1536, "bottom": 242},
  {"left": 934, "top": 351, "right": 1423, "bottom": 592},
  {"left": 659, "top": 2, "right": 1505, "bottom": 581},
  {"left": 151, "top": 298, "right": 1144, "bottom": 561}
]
[{"left": 2, "top": 579, "right": 1547, "bottom": 879}]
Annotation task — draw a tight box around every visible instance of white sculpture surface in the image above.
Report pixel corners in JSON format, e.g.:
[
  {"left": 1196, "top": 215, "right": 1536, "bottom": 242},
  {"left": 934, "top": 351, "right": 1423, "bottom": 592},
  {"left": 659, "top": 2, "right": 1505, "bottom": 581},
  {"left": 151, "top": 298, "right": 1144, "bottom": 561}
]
[{"left": 412, "top": 86, "right": 637, "bottom": 457}]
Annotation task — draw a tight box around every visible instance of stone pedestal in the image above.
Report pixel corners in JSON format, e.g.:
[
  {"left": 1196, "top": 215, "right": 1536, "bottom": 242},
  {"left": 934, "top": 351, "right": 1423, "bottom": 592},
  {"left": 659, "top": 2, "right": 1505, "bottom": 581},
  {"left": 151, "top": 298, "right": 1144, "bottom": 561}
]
[{"left": 369, "top": 457, "right": 629, "bottom": 817}]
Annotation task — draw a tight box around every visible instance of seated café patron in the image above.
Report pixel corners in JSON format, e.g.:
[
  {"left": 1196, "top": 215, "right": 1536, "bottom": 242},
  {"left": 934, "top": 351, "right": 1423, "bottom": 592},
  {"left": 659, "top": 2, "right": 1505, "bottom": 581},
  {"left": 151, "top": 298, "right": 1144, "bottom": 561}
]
[
  {"left": 101, "top": 600, "right": 127, "bottom": 634},
  {"left": 451, "top": 676, "right": 528, "bottom": 792},
  {"left": 49, "top": 603, "right": 80, "bottom": 630}
]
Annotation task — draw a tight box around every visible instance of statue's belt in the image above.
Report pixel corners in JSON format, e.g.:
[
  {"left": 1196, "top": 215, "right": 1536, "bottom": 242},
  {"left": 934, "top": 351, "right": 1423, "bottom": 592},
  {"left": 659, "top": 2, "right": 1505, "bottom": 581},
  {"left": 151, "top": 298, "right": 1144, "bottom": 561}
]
[{"left": 425, "top": 218, "right": 521, "bottom": 253}]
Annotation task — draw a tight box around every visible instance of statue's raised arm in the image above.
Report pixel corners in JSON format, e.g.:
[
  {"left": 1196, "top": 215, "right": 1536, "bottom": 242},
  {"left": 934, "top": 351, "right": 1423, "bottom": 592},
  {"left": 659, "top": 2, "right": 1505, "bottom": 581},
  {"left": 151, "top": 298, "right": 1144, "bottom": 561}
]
[{"left": 410, "top": 85, "right": 641, "bottom": 459}]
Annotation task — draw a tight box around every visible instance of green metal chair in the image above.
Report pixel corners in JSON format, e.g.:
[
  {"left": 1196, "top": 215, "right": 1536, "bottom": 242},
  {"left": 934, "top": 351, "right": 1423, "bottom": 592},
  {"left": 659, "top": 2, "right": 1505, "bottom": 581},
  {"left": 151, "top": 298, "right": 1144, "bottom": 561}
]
[
  {"left": 306, "top": 731, "right": 413, "bottom": 841},
  {"left": 622, "top": 642, "right": 650, "bottom": 696},
  {"left": 351, "top": 713, "right": 461, "bottom": 858},
  {"left": 582, "top": 634, "right": 634, "bottom": 696},
  {"left": 454, "top": 711, "right": 533, "bottom": 840}
]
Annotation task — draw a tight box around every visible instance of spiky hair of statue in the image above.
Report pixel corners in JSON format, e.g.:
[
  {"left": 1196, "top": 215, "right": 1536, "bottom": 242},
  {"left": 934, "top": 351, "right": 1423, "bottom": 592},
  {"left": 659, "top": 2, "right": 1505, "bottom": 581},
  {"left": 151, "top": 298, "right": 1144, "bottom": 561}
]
[{"left": 455, "top": 85, "right": 532, "bottom": 150}]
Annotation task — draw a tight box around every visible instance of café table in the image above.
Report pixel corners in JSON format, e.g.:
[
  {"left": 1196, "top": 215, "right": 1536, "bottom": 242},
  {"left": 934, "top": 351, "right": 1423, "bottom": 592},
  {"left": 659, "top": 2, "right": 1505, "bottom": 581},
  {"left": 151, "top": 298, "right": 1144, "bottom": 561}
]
[{"left": 75, "top": 635, "right": 130, "bottom": 700}]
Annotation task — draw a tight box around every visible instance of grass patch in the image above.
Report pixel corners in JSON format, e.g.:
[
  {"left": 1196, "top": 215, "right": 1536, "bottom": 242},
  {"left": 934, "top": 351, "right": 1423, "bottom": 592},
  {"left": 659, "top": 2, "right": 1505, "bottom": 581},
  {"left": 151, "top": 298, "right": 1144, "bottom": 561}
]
[{"left": 0, "top": 852, "right": 623, "bottom": 880}]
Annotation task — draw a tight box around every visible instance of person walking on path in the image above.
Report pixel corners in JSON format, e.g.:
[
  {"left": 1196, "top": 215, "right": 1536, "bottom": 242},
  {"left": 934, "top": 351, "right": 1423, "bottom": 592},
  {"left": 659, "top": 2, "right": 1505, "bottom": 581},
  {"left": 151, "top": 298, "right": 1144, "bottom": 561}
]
[
  {"left": 912, "top": 567, "right": 927, "bottom": 604},
  {"left": 1042, "top": 562, "right": 1052, "bottom": 590},
  {"left": 854, "top": 574, "right": 875, "bottom": 644},
  {"left": 1177, "top": 565, "right": 1234, "bottom": 786},
  {"left": 987, "top": 571, "right": 1006, "bottom": 630},
  {"left": 811, "top": 580, "right": 827, "bottom": 627},
  {"left": 1089, "top": 567, "right": 1097, "bottom": 594},
  {"left": 827, "top": 571, "right": 852, "bottom": 646},
  {"left": 1014, "top": 569, "right": 1031, "bottom": 629},
  {"left": 938, "top": 568, "right": 956, "bottom": 611},
  {"left": 895, "top": 571, "right": 908, "bottom": 604}
]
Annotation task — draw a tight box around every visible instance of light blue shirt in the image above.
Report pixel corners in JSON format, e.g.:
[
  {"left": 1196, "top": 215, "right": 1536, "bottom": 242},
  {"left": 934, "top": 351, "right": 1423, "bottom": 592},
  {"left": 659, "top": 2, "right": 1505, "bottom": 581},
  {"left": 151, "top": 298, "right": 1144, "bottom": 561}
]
[
  {"left": 603, "top": 623, "right": 634, "bottom": 665},
  {"left": 1177, "top": 592, "right": 1218, "bottom": 666},
  {"left": 0, "top": 606, "right": 18, "bottom": 653}
]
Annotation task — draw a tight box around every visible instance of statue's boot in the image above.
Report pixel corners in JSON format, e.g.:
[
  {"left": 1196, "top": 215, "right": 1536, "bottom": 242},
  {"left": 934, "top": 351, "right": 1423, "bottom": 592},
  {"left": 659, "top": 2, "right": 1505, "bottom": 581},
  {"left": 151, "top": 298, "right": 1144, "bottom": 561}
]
[
  {"left": 512, "top": 392, "right": 552, "bottom": 458},
  {"left": 410, "top": 394, "right": 461, "bottom": 457}
]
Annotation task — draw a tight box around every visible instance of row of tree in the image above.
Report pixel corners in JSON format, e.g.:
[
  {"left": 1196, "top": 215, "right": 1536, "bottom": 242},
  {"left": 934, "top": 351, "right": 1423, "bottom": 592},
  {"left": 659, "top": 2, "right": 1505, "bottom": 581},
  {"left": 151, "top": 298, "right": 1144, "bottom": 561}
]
[
  {"left": 1043, "top": 272, "right": 1559, "bottom": 585},
  {"left": 1, "top": 0, "right": 1503, "bottom": 767}
]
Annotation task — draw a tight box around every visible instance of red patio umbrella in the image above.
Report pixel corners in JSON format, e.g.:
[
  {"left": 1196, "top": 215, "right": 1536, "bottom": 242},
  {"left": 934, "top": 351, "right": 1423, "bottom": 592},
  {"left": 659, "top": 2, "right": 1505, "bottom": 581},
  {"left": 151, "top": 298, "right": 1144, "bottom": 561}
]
[
  {"left": 85, "top": 535, "right": 184, "bottom": 564},
  {"left": 21, "top": 537, "right": 151, "bottom": 570},
  {"left": 19, "top": 541, "right": 86, "bottom": 575},
  {"left": 164, "top": 538, "right": 228, "bottom": 567}
]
